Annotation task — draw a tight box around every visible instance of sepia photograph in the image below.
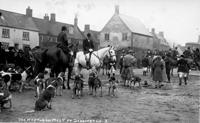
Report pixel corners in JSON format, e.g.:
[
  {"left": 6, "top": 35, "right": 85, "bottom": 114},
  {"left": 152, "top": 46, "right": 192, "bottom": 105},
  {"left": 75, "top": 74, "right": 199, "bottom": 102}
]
[{"left": 0, "top": 0, "right": 199, "bottom": 122}]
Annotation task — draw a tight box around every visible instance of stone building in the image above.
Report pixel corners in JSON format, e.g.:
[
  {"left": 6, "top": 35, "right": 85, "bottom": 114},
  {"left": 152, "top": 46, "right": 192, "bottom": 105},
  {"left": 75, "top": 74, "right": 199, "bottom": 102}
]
[
  {"left": 0, "top": 7, "right": 85, "bottom": 50},
  {"left": 185, "top": 35, "right": 200, "bottom": 49},
  {"left": 0, "top": 7, "right": 39, "bottom": 49},
  {"left": 100, "top": 5, "right": 153, "bottom": 50},
  {"left": 151, "top": 28, "right": 170, "bottom": 50}
]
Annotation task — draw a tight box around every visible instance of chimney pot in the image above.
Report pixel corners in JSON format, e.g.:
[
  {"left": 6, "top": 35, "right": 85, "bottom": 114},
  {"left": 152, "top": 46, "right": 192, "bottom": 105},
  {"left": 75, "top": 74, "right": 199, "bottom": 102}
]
[
  {"left": 151, "top": 28, "right": 155, "bottom": 34},
  {"left": 26, "top": 6, "right": 32, "bottom": 17},
  {"left": 50, "top": 13, "right": 56, "bottom": 22},
  {"left": 84, "top": 24, "right": 90, "bottom": 32},
  {"left": 115, "top": 5, "right": 119, "bottom": 15},
  {"left": 74, "top": 14, "right": 78, "bottom": 26},
  {"left": 44, "top": 14, "right": 49, "bottom": 21},
  {"left": 159, "top": 31, "right": 164, "bottom": 37}
]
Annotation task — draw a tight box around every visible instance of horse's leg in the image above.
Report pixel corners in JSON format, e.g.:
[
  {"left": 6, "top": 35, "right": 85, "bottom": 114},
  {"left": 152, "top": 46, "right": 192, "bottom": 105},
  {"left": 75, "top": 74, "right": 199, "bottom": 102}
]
[
  {"left": 66, "top": 67, "right": 73, "bottom": 90},
  {"left": 171, "top": 67, "right": 174, "bottom": 76},
  {"left": 100, "top": 86, "right": 102, "bottom": 97},
  {"left": 72, "top": 88, "right": 75, "bottom": 99},
  {"left": 9, "top": 98, "right": 13, "bottom": 111},
  {"left": 102, "top": 66, "right": 104, "bottom": 75},
  {"left": 108, "top": 86, "right": 111, "bottom": 96}
]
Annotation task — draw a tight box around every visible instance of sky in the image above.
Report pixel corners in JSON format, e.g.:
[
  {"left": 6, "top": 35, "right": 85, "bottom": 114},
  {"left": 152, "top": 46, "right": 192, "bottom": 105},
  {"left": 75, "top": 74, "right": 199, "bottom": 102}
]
[{"left": 0, "top": 0, "right": 200, "bottom": 46}]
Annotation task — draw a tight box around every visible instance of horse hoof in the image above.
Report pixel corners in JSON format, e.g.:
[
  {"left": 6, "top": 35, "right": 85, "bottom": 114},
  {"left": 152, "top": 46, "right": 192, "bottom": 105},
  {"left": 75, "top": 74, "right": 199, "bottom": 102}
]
[{"left": 67, "top": 87, "right": 71, "bottom": 90}]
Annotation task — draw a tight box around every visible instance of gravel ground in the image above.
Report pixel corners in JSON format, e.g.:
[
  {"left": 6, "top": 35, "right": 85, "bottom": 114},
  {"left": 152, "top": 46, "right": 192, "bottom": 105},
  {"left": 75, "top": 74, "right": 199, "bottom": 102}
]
[{"left": 0, "top": 69, "right": 199, "bottom": 123}]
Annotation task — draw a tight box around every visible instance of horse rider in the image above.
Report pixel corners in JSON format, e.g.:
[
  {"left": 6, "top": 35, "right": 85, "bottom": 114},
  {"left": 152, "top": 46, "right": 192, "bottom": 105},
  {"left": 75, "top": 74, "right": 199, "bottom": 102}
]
[
  {"left": 83, "top": 33, "right": 94, "bottom": 69},
  {"left": 57, "top": 26, "right": 69, "bottom": 54},
  {"left": 57, "top": 26, "right": 73, "bottom": 66}
]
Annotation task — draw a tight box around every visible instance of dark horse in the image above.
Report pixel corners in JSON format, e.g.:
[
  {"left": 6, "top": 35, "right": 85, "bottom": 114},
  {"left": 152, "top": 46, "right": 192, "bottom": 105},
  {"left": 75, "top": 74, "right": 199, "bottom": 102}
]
[{"left": 32, "top": 46, "right": 74, "bottom": 89}]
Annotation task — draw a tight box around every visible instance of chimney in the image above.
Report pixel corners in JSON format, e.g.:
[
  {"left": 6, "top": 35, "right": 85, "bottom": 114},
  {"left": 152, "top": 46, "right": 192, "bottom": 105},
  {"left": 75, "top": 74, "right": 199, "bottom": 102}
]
[
  {"left": 115, "top": 5, "right": 119, "bottom": 15},
  {"left": 151, "top": 28, "right": 155, "bottom": 34},
  {"left": 43, "top": 14, "right": 49, "bottom": 21},
  {"left": 26, "top": 6, "right": 32, "bottom": 17},
  {"left": 84, "top": 24, "right": 90, "bottom": 32},
  {"left": 198, "top": 35, "right": 200, "bottom": 43},
  {"left": 159, "top": 31, "right": 164, "bottom": 37},
  {"left": 50, "top": 13, "right": 56, "bottom": 22},
  {"left": 74, "top": 14, "right": 78, "bottom": 26}
]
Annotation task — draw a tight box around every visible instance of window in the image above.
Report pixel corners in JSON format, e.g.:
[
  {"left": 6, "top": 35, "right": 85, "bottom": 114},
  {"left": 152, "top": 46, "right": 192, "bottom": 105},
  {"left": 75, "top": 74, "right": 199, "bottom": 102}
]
[
  {"left": 122, "top": 33, "right": 128, "bottom": 41},
  {"left": 2, "top": 28, "right": 10, "bottom": 38},
  {"left": 105, "top": 33, "right": 109, "bottom": 41},
  {"left": 23, "top": 32, "right": 30, "bottom": 41}
]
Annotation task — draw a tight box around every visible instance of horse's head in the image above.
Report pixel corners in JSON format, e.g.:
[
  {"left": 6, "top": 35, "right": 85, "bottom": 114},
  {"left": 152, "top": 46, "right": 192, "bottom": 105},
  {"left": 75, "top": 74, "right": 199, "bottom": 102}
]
[{"left": 106, "top": 46, "right": 117, "bottom": 62}]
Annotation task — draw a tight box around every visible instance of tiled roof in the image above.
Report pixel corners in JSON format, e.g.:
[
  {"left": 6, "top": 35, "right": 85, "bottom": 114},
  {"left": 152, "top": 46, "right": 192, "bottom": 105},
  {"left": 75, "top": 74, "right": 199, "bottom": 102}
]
[
  {"left": 32, "top": 18, "right": 85, "bottom": 40},
  {"left": 0, "top": 9, "right": 39, "bottom": 31},
  {"left": 119, "top": 14, "right": 152, "bottom": 37},
  {"left": 0, "top": 9, "right": 85, "bottom": 40}
]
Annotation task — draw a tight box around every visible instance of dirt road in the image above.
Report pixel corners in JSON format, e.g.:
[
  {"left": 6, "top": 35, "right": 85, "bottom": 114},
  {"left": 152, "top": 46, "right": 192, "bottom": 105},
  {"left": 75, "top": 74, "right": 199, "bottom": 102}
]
[{"left": 0, "top": 69, "right": 199, "bottom": 123}]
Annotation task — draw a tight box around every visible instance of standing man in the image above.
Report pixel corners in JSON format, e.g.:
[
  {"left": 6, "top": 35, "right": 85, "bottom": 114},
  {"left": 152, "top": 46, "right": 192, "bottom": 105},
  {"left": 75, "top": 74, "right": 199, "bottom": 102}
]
[
  {"left": 83, "top": 33, "right": 94, "bottom": 69},
  {"left": 164, "top": 53, "right": 172, "bottom": 83},
  {"left": 146, "top": 49, "right": 152, "bottom": 57},
  {"left": 0, "top": 42, "right": 6, "bottom": 70},
  {"left": 177, "top": 55, "right": 190, "bottom": 85},
  {"left": 119, "top": 50, "right": 125, "bottom": 74},
  {"left": 183, "top": 47, "right": 192, "bottom": 59},
  {"left": 172, "top": 47, "right": 179, "bottom": 59},
  {"left": 57, "top": 26, "right": 69, "bottom": 54}
]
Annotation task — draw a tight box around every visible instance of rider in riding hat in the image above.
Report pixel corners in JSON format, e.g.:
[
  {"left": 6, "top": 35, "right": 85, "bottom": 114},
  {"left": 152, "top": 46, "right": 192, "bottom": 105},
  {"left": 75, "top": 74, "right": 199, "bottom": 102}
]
[
  {"left": 57, "top": 26, "right": 73, "bottom": 65},
  {"left": 57, "top": 26, "right": 69, "bottom": 54},
  {"left": 83, "top": 33, "right": 94, "bottom": 69}
]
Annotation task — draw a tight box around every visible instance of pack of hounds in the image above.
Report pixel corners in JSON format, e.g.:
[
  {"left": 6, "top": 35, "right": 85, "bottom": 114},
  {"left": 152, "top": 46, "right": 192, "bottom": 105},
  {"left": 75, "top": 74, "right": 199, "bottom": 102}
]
[{"left": 0, "top": 66, "right": 142, "bottom": 112}]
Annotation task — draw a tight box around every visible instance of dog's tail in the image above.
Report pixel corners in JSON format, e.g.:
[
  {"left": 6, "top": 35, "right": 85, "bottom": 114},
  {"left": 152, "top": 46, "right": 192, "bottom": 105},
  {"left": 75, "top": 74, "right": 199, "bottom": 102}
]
[{"left": 24, "top": 110, "right": 35, "bottom": 113}]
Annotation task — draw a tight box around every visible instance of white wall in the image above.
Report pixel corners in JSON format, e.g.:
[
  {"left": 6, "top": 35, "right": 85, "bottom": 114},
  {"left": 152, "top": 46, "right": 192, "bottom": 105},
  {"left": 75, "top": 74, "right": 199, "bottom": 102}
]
[{"left": 0, "top": 26, "right": 39, "bottom": 49}]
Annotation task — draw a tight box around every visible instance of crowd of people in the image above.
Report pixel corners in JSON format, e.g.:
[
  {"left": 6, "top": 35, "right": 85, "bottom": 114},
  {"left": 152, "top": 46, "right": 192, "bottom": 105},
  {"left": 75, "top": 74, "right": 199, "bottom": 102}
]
[
  {"left": 0, "top": 43, "right": 32, "bottom": 72},
  {"left": 119, "top": 46, "right": 200, "bottom": 88}
]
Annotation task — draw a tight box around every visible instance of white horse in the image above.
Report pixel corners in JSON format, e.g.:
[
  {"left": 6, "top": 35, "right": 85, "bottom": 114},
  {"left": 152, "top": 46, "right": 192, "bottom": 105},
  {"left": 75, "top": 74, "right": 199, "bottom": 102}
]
[{"left": 74, "top": 46, "right": 117, "bottom": 75}]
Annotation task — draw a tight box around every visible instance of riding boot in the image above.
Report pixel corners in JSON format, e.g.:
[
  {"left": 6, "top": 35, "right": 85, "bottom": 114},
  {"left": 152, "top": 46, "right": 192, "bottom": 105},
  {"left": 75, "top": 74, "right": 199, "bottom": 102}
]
[{"left": 86, "top": 61, "right": 90, "bottom": 70}]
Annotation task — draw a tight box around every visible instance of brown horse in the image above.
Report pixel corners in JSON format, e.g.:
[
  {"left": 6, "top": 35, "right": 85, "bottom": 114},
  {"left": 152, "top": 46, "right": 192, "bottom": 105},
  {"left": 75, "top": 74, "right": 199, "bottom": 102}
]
[{"left": 32, "top": 46, "right": 74, "bottom": 89}]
